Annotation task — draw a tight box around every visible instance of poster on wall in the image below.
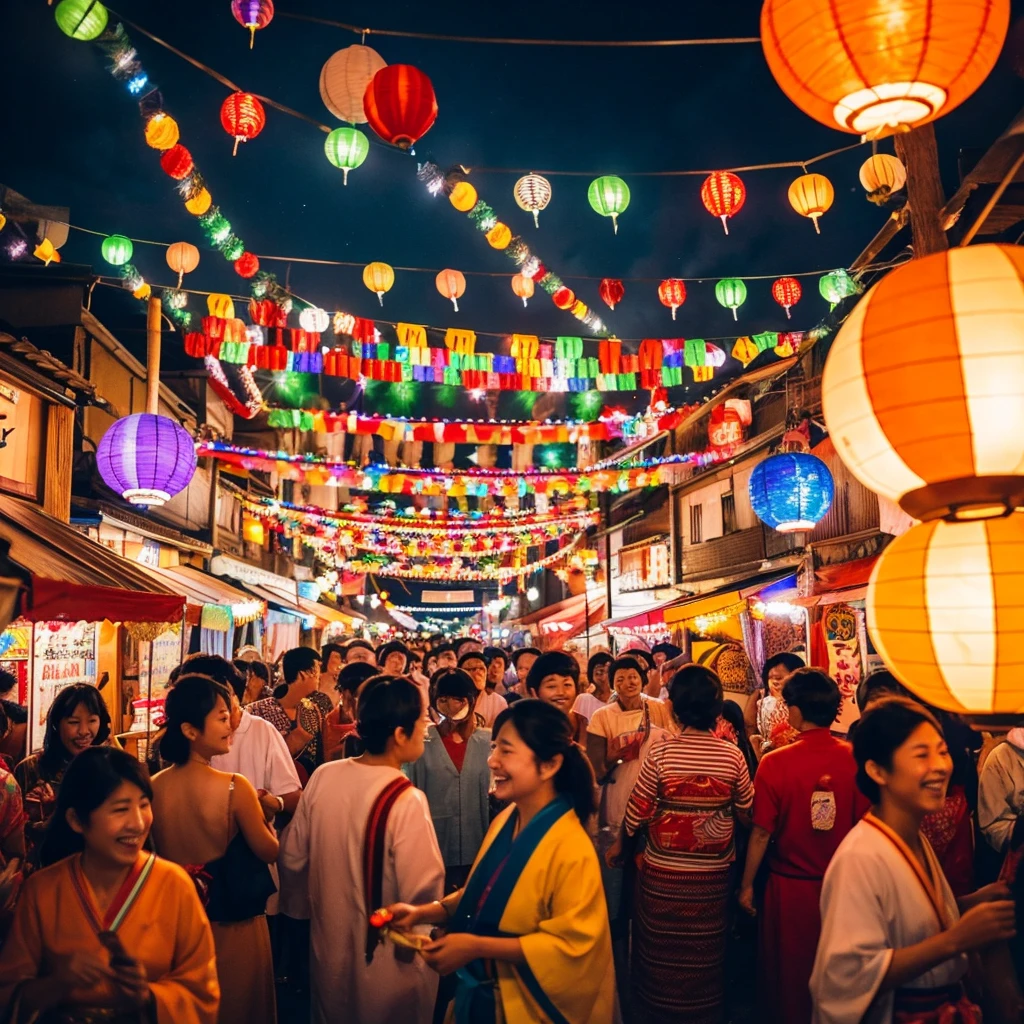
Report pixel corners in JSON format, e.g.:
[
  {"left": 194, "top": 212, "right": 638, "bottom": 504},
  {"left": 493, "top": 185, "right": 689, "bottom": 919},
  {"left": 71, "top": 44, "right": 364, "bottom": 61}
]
[
  {"left": 145, "top": 627, "right": 183, "bottom": 696},
  {"left": 0, "top": 621, "right": 32, "bottom": 703},
  {"left": 822, "top": 603, "right": 863, "bottom": 733},
  {"left": 29, "top": 621, "right": 98, "bottom": 752}
]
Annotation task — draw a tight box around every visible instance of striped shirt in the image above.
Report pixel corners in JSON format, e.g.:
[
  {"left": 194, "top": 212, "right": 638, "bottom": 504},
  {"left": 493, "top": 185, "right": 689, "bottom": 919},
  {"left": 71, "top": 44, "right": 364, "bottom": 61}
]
[{"left": 624, "top": 731, "right": 754, "bottom": 871}]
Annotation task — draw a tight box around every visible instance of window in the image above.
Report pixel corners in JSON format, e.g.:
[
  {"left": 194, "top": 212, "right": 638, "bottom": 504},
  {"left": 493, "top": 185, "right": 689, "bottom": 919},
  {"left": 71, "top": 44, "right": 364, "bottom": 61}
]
[
  {"left": 721, "top": 492, "right": 737, "bottom": 535},
  {"left": 689, "top": 503, "right": 703, "bottom": 544}
]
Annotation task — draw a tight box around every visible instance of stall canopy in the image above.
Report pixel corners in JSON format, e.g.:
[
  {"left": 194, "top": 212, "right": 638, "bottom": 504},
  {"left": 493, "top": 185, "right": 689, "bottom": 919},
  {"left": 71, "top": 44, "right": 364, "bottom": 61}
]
[
  {"left": 799, "top": 557, "right": 879, "bottom": 606},
  {"left": 140, "top": 564, "right": 265, "bottom": 627},
  {"left": 23, "top": 576, "right": 184, "bottom": 624},
  {"left": 535, "top": 591, "right": 607, "bottom": 648}
]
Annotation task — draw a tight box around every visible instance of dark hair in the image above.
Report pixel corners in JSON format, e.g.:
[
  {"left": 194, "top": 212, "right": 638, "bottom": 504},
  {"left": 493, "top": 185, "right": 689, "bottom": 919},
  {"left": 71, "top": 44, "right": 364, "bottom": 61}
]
[
  {"left": 179, "top": 654, "right": 245, "bottom": 702},
  {"left": 356, "top": 675, "right": 423, "bottom": 755},
  {"left": 40, "top": 746, "right": 153, "bottom": 867},
  {"left": 721, "top": 699, "right": 758, "bottom": 779},
  {"left": 782, "top": 668, "right": 841, "bottom": 728},
  {"left": 377, "top": 641, "right": 411, "bottom": 672},
  {"left": 526, "top": 652, "right": 579, "bottom": 694},
  {"left": 458, "top": 650, "right": 487, "bottom": 669},
  {"left": 856, "top": 669, "right": 911, "bottom": 714},
  {"left": 321, "top": 643, "right": 347, "bottom": 672},
  {"left": 431, "top": 643, "right": 456, "bottom": 659},
  {"left": 433, "top": 668, "right": 478, "bottom": 704},
  {"left": 762, "top": 652, "right": 805, "bottom": 691},
  {"left": 38, "top": 683, "right": 112, "bottom": 777},
  {"left": 484, "top": 646, "right": 508, "bottom": 669},
  {"left": 247, "top": 660, "right": 270, "bottom": 684},
  {"left": 492, "top": 700, "right": 596, "bottom": 823},
  {"left": 511, "top": 647, "right": 541, "bottom": 667},
  {"left": 608, "top": 657, "right": 646, "bottom": 690},
  {"left": 669, "top": 665, "right": 723, "bottom": 730},
  {"left": 343, "top": 639, "right": 376, "bottom": 661},
  {"left": 587, "top": 652, "right": 613, "bottom": 683},
  {"left": 161, "top": 675, "right": 233, "bottom": 766},
  {"left": 651, "top": 643, "right": 683, "bottom": 661},
  {"left": 0, "top": 668, "right": 16, "bottom": 696},
  {"left": 282, "top": 647, "right": 320, "bottom": 687},
  {"left": 632, "top": 649, "right": 656, "bottom": 671},
  {"left": 453, "top": 637, "right": 481, "bottom": 656},
  {"left": 853, "top": 697, "right": 944, "bottom": 804},
  {"left": 337, "top": 661, "right": 379, "bottom": 696}
]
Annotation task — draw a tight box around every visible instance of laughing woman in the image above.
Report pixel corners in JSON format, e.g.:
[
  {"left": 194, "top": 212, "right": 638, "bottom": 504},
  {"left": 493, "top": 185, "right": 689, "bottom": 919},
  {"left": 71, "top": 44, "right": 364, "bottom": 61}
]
[{"left": 386, "top": 699, "right": 616, "bottom": 1024}]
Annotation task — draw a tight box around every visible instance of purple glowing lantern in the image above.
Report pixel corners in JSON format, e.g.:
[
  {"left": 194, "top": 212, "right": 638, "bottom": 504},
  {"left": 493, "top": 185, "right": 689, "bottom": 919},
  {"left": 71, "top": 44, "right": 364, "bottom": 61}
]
[
  {"left": 231, "top": 0, "right": 274, "bottom": 48},
  {"left": 96, "top": 413, "right": 197, "bottom": 508}
]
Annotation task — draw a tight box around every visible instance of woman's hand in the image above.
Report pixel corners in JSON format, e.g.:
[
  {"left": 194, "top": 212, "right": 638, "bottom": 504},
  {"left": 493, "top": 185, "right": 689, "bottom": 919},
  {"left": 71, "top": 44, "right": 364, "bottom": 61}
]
[
  {"left": 53, "top": 950, "right": 113, "bottom": 992},
  {"left": 383, "top": 902, "right": 426, "bottom": 930},
  {"left": 420, "top": 933, "right": 480, "bottom": 975},
  {"left": 110, "top": 957, "right": 151, "bottom": 1011},
  {"left": 949, "top": 900, "right": 1017, "bottom": 954},
  {"left": 605, "top": 836, "right": 624, "bottom": 869},
  {"left": 738, "top": 885, "right": 757, "bottom": 917}
]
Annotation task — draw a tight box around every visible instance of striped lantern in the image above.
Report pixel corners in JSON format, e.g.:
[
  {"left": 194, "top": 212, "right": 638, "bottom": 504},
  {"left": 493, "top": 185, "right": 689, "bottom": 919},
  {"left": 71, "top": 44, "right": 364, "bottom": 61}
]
[
  {"left": 771, "top": 276, "right": 802, "bottom": 318},
  {"left": 220, "top": 92, "right": 266, "bottom": 155},
  {"left": 231, "top": 0, "right": 274, "bottom": 48},
  {"left": 97, "top": 413, "right": 197, "bottom": 508},
  {"left": 788, "top": 173, "right": 834, "bottom": 233},
  {"left": 859, "top": 154, "right": 908, "bottom": 203},
  {"left": 701, "top": 171, "right": 746, "bottom": 234},
  {"left": 658, "top": 279, "right": 687, "bottom": 320},
  {"left": 513, "top": 174, "right": 552, "bottom": 228},
  {"left": 320, "top": 45, "right": 387, "bottom": 124}
]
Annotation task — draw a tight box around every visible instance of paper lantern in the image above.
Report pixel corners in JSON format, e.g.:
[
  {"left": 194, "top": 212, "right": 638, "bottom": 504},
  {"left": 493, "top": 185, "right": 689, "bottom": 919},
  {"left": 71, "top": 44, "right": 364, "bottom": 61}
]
[
  {"left": 819, "top": 268, "right": 858, "bottom": 309},
  {"left": 0, "top": 213, "right": 6, "bottom": 232},
  {"left": 514, "top": 174, "right": 552, "bottom": 228},
  {"left": 234, "top": 252, "right": 259, "bottom": 278},
  {"left": 587, "top": 176, "right": 630, "bottom": 234},
  {"left": 748, "top": 452, "right": 834, "bottom": 532},
  {"left": 511, "top": 274, "right": 534, "bottom": 308},
  {"left": 761, "top": 0, "right": 1009, "bottom": 134},
  {"left": 34, "top": 240, "right": 60, "bottom": 266},
  {"left": 436, "top": 269, "right": 466, "bottom": 312},
  {"left": 299, "top": 307, "right": 330, "bottom": 334},
  {"left": 553, "top": 287, "right": 576, "bottom": 310},
  {"left": 362, "top": 65, "right": 437, "bottom": 150},
  {"left": 55, "top": 0, "right": 108, "bottom": 40},
  {"left": 220, "top": 92, "right": 266, "bottom": 156},
  {"left": 324, "top": 127, "right": 369, "bottom": 184},
  {"left": 243, "top": 517, "right": 266, "bottom": 546},
  {"left": 701, "top": 171, "right": 745, "bottom": 234},
  {"left": 788, "top": 173, "right": 834, "bottom": 233},
  {"left": 859, "top": 154, "right": 908, "bottom": 203},
  {"left": 96, "top": 413, "right": 197, "bottom": 508},
  {"left": 160, "top": 145, "right": 193, "bottom": 180},
  {"left": 144, "top": 113, "right": 179, "bottom": 151},
  {"left": 486, "top": 223, "right": 512, "bottom": 250},
  {"left": 771, "top": 276, "right": 802, "bottom": 318},
  {"left": 363, "top": 262, "right": 395, "bottom": 305},
  {"left": 867, "top": 516, "right": 1024, "bottom": 715},
  {"left": 658, "top": 279, "right": 687, "bottom": 320},
  {"left": 133, "top": 283, "right": 151, "bottom": 301},
  {"left": 822, "top": 244, "right": 1024, "bottom": 522},
  {"left": 319, "top": 45, "right": 386, "bottom": 124},
  {"left": 715, "top": 278, "right": 747, "bottom": 320},
  {"left": 184, "top": 189, "right": 212, "bottom": 216},
  {"left": 733, "top": 337, "right": 761, "bottom": 367},
  {"left": 166, "top": 242, "right": 199, "bottom": 287},
  {"left": 450, "top": 181, "right": 478, "bottom": 213},
  {"left": 599, "top": 278, "right": 624, "bottom": 311},
  {"left": 207, "top": 294, "right": 235, "bottom": 319},
  {"left": 231, "top": 0, "right": 274, "bottom": 48},
  {"left": 101, "top": 234, "right": 133, "bottom": 267}
]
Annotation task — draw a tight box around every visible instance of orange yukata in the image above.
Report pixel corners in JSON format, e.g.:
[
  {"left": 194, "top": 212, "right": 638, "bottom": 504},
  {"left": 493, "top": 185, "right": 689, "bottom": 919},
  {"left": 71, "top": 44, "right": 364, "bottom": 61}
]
[{"left": 0, "top": 852, "right": 219, "bottom": 1024}]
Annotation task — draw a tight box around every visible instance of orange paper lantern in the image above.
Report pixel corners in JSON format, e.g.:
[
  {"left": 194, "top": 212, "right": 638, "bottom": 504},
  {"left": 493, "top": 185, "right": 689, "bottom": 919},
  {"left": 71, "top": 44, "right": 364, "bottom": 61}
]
[
  {"left": 511, "top": 274, "right": 534, "bottom": 308},
  {"left": 701, "top": 171, "right": 745, "bottom": 234},
  {"left": 449, "top": 181, "right": 478, "bottom": 212},
  {"left": 658, "top": 279, "right": 687, "bottom": 320},
  {"left": 486, "top": 223, "right": 512, "bottom": 250},
  {"left": 436, "top": 269, "right": 466, "bottom": 312}
]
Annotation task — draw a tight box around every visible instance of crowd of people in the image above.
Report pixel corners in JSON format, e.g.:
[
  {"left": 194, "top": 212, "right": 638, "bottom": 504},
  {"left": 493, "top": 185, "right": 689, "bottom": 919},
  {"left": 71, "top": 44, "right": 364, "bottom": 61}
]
[{"left": 0, "top": 635, "right": 1022, "bottom": 1022}]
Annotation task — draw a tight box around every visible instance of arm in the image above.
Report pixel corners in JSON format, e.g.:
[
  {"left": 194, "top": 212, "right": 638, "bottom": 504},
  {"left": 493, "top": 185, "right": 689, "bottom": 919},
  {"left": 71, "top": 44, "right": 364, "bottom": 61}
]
[
  {"left": 739, "top": 827, "right": 772, "bottom": 911},
  {"left": 623, "top": 748, "right": 660, "bottom": 837},
  {"left": 262, "top": 727, "right": 303, "bottom": 816},
  {"left": 284, "top": 726, "right": 313, "bottom": 758},
  {"left": 230, "top": 774, "right": 280, "bottom": 864},
  {"left": 277, "top": 779, "right": 313, "bottom": 920},
  {"left": 977, "top": 748, "right": 1020, "bottom": 853},
  {"left": 585, "top": 732, "right": 608, "bottom": 780},
  {"left": 732, "top": 756, "right": 755, "bottom": 831}
]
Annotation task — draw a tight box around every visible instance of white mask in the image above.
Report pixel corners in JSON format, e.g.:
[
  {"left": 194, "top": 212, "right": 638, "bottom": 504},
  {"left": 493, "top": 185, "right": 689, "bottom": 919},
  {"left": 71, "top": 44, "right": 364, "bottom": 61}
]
[{"left": 447, "top": 703, "right": 471, "bottom": 722}]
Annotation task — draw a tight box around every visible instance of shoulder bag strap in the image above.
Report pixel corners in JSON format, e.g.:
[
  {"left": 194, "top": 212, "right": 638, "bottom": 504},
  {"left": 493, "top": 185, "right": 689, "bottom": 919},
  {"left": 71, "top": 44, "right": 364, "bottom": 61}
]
[{"left": 363, "top": 776, "right": 413, "bottom": 963}]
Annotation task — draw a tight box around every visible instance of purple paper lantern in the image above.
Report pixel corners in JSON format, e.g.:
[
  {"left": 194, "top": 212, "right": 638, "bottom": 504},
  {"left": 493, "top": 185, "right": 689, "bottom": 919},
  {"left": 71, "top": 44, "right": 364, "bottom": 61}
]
[{"left": 96, "top": 413, "right": 197, "bottom": 508}]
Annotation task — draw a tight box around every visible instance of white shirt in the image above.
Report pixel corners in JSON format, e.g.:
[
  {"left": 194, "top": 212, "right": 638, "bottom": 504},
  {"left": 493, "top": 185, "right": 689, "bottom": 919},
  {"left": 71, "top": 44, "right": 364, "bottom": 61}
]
[
  {"left": 212, "top": 709, "right": 302, "bottom": 797},
  {"left": 571, "top": 691, "right": 611, "bottom": 724},
  {"left": 474, "top": 689, "right": 508, "bottom": 728}
]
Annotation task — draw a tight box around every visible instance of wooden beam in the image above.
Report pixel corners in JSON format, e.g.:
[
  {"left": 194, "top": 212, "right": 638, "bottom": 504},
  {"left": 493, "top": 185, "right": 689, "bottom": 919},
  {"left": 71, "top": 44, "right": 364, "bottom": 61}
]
[
  {"left": 43, "top": 403, "right": 74, "bottom": 523},
  {"left": 895, "top": 124, "right": 948, "bottom": 256}
]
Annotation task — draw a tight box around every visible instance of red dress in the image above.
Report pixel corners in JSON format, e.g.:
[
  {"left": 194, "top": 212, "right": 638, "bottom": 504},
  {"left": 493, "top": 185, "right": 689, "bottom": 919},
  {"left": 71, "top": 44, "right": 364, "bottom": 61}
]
[{"left": 752, "top": 729, "right": 869, "bottom": 1024}]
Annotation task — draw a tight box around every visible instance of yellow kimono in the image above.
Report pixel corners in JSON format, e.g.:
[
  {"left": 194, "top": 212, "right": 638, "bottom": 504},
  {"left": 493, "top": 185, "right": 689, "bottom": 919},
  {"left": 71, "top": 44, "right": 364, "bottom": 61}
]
[
  {"left": 0, "top": 853, "right": 219, "bottom": 1024},
  {"left": 449, "top": 798, "right": 615, "bottom": 1024}
]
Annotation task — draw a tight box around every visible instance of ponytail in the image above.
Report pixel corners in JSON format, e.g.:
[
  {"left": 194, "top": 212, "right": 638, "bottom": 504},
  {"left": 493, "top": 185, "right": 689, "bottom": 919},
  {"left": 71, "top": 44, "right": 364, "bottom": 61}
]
[{"left": 555, "top": 742, "right": 597, "bottom": 823}]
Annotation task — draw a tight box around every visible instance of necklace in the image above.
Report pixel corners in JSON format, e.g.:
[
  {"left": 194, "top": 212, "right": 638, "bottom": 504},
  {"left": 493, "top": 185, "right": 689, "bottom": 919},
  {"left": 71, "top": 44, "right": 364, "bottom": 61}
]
[{"left": 189, "top": 753, "right": 211, "bottom": 767}]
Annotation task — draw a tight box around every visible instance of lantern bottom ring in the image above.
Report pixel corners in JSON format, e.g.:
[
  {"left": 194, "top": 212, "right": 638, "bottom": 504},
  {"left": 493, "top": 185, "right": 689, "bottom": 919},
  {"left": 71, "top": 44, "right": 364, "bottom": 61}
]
[
  {"left": 122, "top": 488, "right": 172, "bottom": 508},
  {"left": 773, "top": 520, "right": 816, "bottom": 533},
  {"left": 899, "top": 476, "right": 1024, "bottom": 523},
  {"left": 833, "top": 81, "right": 947, "bottom": 134}
]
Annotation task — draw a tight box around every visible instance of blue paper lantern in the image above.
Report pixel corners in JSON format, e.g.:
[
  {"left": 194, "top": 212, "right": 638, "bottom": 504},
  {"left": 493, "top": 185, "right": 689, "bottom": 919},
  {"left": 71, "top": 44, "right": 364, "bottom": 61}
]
[
  {"left": 96, "top": 413, "right": 197, "bottom": 508},
  {"left": 748, "top": 452, "right": 834, "bottom": 533}
]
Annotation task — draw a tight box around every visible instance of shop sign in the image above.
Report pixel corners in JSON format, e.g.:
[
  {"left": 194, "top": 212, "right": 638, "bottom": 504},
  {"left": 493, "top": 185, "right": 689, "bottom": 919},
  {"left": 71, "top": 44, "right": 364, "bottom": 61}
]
[{"left": 823, "top": 602, "right": 862, "bottom": 731}]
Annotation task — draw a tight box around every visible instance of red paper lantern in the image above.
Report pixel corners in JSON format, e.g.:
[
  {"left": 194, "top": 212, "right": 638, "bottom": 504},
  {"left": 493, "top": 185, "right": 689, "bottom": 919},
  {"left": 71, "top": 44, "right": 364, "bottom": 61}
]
[
  {"left": 701, "top": 171, "right": 746, "bottom": 234},
  {"left": 234, "top": 252, "right": 260, "bottom": 279},
  {"left": 658, "top": 279, "right": 687, "bottom": 320},
  {"left": 249, "top": 299, "right": 278, "bottom": 327},
  {"left": 771, "top": 276, "right": 802, "bottom": 319},
  {"left": 160, "top": 144, "right": 194, "bottom": 180},
  {"left": 220, "top": 92, "right": 266, "bottom": 156},
  {"left": 599, "top": 278, "right": 625, "bottom": 310},
  {"left": 552, "top": 287, "right": 576, "bottom": 310},
  {"left": 362, "top": 65, "right": 438, "bottom": 150}
]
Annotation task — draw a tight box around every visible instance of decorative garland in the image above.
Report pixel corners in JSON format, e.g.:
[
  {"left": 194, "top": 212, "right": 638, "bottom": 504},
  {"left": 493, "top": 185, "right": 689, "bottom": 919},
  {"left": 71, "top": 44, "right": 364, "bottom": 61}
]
[{"left": 205, "top": 356, "right": 263, "bottom": 419}]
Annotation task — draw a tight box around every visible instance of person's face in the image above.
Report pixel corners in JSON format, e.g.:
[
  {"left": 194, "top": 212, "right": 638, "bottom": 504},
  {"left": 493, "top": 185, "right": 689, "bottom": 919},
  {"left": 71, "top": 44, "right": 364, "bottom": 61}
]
[
  {"left": 394, "top": 713, "right": 429, "bottom": 763},
  {"left": 69, "top": 780, "right": 153, "bottom": 869},
  {"left": 346, "top": 646, "right": 375, "bottom": 666},
  {"left": 591, "top": 661, "right": 609, "bottom": 689},
  {"left": 532, "top": 673, "right": 577, "bottom": 714},
  {"left": 868, "top": 722, "right": 952, "bottom": 816},
  {"left": 59, "top": 702, "right": 101, "bottom": 758},
  {"left": 228, "top": 692, "right": 243, "bottom": 733},
  {"left": 462, "top": 658, "right": 488, "bottom": 692},
  {"left": 459, "top": 640, "right": 484, "bottom": 656},
  {"left": 436, "top": 651, "right": 457, "bottom": 671},
  {"left": 515, "top": 653, "right": 537, "bottom": 686},
  {"left": 488, "top": 721, "right": 559, "bottom": 805},
  {"left": 436, "top": 693, "right": 472, "bottom": 723},
  {"left": 424, "top": 657, "right": 437, "bottom": 678},
  {"left": 613, "top": 667, "right": 644, "bottom": 702},
  {"left": 767, "top": 664, "right": 793, "bottom": 698},
  {"left": 324, "top": 651, "right": 343, "bottom": 682},
  {"left": 487, "top": 658, "right": 506, "bottom": 687},
  {"left": 191, "top": 696, "right": 233, "bottom": 758},
  {"left": 383, "top": 652, "right": 408, "bottom": 675},
  {"left": 244, "top": 670, "right": 264, "bottom": 700}
]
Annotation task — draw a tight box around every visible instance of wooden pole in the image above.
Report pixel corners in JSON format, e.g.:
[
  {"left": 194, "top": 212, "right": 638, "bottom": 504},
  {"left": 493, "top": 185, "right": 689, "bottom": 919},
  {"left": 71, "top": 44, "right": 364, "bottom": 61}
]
[
  {"left": 146, "top": 296, "right": 162, "bottom": 415},
  {"left": 894, "top": 125, "right": 948, "bottom": 257}
]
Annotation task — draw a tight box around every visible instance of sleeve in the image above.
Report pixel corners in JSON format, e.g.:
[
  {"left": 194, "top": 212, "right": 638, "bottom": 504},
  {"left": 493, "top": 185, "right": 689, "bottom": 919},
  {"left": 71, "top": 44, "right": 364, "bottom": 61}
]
[
  {"left": 570, "top": 694, "right": 589, "bottom": 721},
  {"left": 0, "top": 772, "right": 28, "bottom": 843},
  {"left": 586, "top": 707, "right": 612, "bottom": 740},
  {"left": 149, "top": 869, "right": 220, "bottom": 1024},
  {"left": 277, "top": 773, "right": 315, "bottom": 920},
  {"left": 389, "top": 789, "right": 444, "bottom": 906},
  {"left": 0, "top": 872, "right": 45, "bottom": 1007},
  {"left": 978, "top": 746, "right": 1023, "bottom": 852},
  {"left": 623, "top": 746, "right": 660, "bottom": 837},
  {"left": 732, "top": 751, "right": 754, "bottom": 812},
  {"left": 752, "top": 757, "right": 779, "bottom": 832},
  {"left": 263, "top": 726, "right": 302, "bottom": 796}
]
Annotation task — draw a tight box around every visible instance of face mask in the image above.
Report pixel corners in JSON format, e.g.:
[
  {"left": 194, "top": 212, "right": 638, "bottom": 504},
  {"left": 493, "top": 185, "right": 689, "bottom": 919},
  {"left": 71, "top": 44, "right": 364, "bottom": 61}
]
[{"left": 448, "top": 703, "right": 471, "bottom": 722}]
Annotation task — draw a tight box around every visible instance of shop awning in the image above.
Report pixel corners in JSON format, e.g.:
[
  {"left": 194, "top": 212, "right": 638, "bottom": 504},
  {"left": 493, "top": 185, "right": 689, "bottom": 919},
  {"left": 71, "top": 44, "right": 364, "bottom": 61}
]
[
  {"left": 798, "top": 556, "right": 879, "bottom": 606},
  {"left": 22, "top": 576, "right": 185, "bottom": 624},
  {"left": 536, "top": 591, "right": 607, "bottom": 647},
  {"left": 140, "top": 565, "right": 266, "bottom": 628},
  {"left": 603, "top": 594, "right": 690, "bottom": 632}
]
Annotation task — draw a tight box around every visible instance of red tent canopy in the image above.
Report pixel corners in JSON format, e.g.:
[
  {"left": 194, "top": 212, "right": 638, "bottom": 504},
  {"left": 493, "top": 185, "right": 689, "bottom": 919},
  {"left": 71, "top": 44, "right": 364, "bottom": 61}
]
[{"left": 22, "top": 576, "right": 185, "bottom": 624}]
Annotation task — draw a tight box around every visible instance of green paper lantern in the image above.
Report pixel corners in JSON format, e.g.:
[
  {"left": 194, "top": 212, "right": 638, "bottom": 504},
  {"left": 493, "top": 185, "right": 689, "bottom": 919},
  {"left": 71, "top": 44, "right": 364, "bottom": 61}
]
[
  {"left": 587, "top": 176, "right": 630, "bottom": 234},
  {"left": 101, "top": 234, "right": 133, "bottom": 267},
  {"left": 818, "top": 268, "right": 858, "bottom": 308},
  {"left": 324, "top": 128, "right": 369, "bottom": 185},
  {"left": 55, "top": 0, "right": 108, "bottom": 40},
  {"left": 715, "top": 278, "right": 747, "bottom": 321}
]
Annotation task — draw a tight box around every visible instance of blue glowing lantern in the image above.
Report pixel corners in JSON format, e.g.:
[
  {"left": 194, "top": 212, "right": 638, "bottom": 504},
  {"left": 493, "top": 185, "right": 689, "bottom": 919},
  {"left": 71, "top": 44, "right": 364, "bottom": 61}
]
[
  {"left": 748, "top": 452, "right": 834, "bottom": 533},
  {"left": 96, "top": 413, "right": 197, "bottom": 508}
]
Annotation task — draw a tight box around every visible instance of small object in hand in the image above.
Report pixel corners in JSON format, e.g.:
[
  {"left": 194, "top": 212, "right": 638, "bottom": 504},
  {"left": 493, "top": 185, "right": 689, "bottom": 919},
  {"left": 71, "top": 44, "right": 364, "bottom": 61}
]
[
  {"left": 369, "top": 908, "right": 393, "bottom": 929},
  {"left": 98, "top": 931, "right": 134, "bottom": 970}
]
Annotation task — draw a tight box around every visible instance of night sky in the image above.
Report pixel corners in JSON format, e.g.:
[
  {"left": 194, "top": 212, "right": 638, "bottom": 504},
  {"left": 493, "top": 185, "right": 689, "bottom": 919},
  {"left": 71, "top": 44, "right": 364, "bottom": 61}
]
[{"left": 4, "top": 0, "right": 1024, "bottom": 425}]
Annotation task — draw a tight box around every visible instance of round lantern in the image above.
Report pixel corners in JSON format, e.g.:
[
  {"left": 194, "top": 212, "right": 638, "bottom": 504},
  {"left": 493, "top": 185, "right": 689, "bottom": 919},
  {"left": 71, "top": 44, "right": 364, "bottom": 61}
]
[
  {"left": 363, "top": 262, "right": 395, "bottom": 305},
  {"left": 486, "top": 223, "right": 512, "bottom": 250},
  {"left": 234, "top": 252, "right": 260, "bottom": 278},
  {"left": 362, "top": 65, "right": 438, "bottom": 150},
  {"left": 514, "top": 174, "right": 552, "bottom": 228},
  {"left": 788, "top": 173, "right": 834, "bottom": 233},
  {"left": 450, "top": 181, "right": 478, "bottom": 213},
  {"left": 101, "top": 234, "right": 133, "bottom": 267},
  {"left": 324, "top": 127, "right": 369, "bottom": 184},
  {"left": 319, "top": 45, "right": 387, "bottom": 124},
  {"left": 511, "top": 274, "right": 534, "bottom": 308},
  {"left": 96, "top": 413, "right": 197, "bottom": 508},
  {"left": 761, "top": 0, "right": 1008, "bottom": 135},
  {"left": 748, "top": 452, "right": 834, "bottom": 532},
  {"left": 822, "top": 244, "right": 1024, "bottom": 522},
  {"left": 436, "top": 270, "right": 466, "bottom": 312},
  {"left": 299, "top": 306, "right": 330, "bottom": 333},
  {"left": 715, "top": 278, "right": 747, "bottom": 320},
  {"left": 220, "top": 92, "right": 266, "bottom": 156},
  {"left": 867, "top": 515, "right": 1024, "bottom": 715},
  {"left": 771, "top": 276, "right": 802, "bottom": 318},
  {"left": 166, "top": 242, "right": 199, "bottom": 287},
  {"left": 588, "top": 176, "right": 630, "bottom": 234},
  {"left": 160, "top": 144, "right": 193, "bottom": 180},
  {"left": 55, "top": 0, "right": 108, "bottom": 40},
  {"left": 859, "top": 154, "right": 908, "bottom": 203},
  {"left": 819, "top": 268, "right": 858, "bottom": 309},
  {"left": 144, "top": 113, "right": 179, "bottom": 151},
  {"left": 599, "top": 278, "right": 625, "bottom": 311},
  {"left": 553, "top": 287, "right": 576, "bottom": 310},
  {"left": 231, "top": 0, "right": 274, "bottom": 48},
  {"left": 701, "top": 171, "right": 745, "bottom": 234},
  {"left": 184, "top": 189, "right": 212, "bottom": 216},
  {"left": 658, "top": 279, "right": 687, "bottom": 320}
]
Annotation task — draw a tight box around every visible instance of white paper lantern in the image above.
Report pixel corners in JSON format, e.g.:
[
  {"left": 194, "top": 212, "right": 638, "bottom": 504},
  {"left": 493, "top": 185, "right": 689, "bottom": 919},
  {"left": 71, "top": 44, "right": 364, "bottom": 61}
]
[
  {"left": 319, "top": 45, "right": 387, "bottom": 124},
  {"left": 514, "top": 174, "right": 552, "bottom": 228},
  {"left": 299, "top": 306, "right": 330, "bottom": 334}
]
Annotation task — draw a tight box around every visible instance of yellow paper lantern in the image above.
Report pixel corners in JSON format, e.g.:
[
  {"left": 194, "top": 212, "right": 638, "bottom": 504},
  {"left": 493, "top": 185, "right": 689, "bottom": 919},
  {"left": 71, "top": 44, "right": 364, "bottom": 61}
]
[
  {"left": 867, "top": 515, "right": 1024, "bottom": 714},
  {"left": 859, "top": 154, "right": 908, "bottom": 202},
  {"left": 207, "top": 293, "right": 236, "bottom": 319},
  {"left": 184, "top": 188, "right": 212, "bottom": 216},
  {"left": 822, "top": 244, "right": 1024, "bottom": 522},
  {"left": 486, "top": 223, "right": 512, "bottom": 250},
  {"left": 788, "top": 173, "right": 834, "bottom": 233},
  {"left": 144, "top": 113, "right": 180, "bottom": 151},
  {"left": 0, "top": 213, "right": 6, "bottom": 232},
  {"left": 449, "top": 181, "right": 478, "bottom": 213},
  {"left": 732, "top": 337, "right": 759, "bottom": 367},
  {"left": 243, "top": 517, "right": 266, "bottom": 545},
  {"left": 34, "top": 239, "right": 60, "bottom": 266},
  {"left": 436, "top": 269, "right": 466, "bottom": 312},
  {"left": 363, "top": 261, "right": 395, "bottom": 305},
  {"left": 133, "top": 282, "right": 151, "bottom": 300},
  {"left": 166, "top": 242, "right": 200, "bottom": 287},
  {"left": 761, "top": 0, "right": 1009, "bottom": 134}
]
